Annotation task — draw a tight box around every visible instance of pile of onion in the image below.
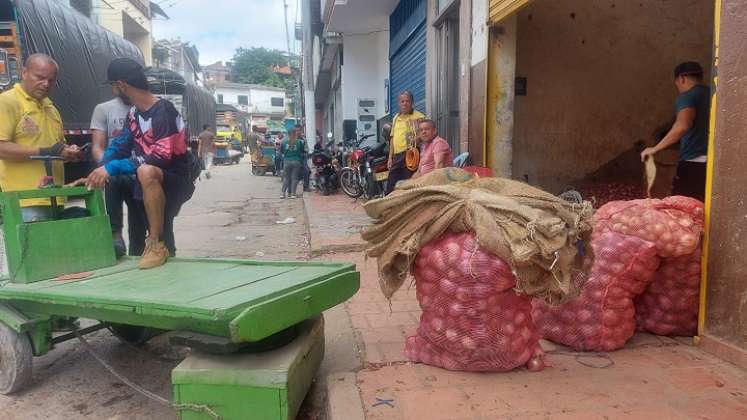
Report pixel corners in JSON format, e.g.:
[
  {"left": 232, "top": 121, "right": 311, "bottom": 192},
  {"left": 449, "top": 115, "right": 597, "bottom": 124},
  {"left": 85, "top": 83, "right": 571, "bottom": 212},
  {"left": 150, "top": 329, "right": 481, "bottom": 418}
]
[{"left": 532, "top": 232, "right": 660, "bottom": 351}]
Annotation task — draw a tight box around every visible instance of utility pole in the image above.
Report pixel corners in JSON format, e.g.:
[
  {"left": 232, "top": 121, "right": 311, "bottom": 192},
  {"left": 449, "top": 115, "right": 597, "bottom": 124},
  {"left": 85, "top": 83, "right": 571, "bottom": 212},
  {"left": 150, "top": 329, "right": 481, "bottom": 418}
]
[{"left": 301, "top": 0, "right": 316, "bottom": 148}]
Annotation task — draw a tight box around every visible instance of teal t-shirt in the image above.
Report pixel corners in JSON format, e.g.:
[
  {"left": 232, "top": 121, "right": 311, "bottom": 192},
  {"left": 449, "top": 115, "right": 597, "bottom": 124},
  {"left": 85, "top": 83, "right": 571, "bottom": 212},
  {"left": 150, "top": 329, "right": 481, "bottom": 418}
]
[
  {"left": 675, "top": 84, "right": 711, "bottom": 161},
  {"left": 282, "top": 139, "right": 306, "bottom": 162}
]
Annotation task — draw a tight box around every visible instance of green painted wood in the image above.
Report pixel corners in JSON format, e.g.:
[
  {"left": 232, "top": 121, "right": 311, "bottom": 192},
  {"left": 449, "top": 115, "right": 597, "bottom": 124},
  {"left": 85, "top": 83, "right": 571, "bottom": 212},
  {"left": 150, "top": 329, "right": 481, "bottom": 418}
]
[
  {"left": 0, "top": 188, "right": 116, "bottom": 284},
  {"left": 172, "top": 317, "right": 324, "bottom": 420},
  {"left": 0, "top": 260, "right": 358, "bottom": 342},
  {"left": 229, "top": 272, "right": 360, "bottom": 342}
]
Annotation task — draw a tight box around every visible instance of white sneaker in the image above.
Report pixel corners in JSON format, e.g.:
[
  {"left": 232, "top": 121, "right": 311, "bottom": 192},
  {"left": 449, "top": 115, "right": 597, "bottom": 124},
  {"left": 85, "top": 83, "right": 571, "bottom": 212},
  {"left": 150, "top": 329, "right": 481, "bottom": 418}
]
[
  {"left": 289, "top": 195, "right": 297, "bottom": 199},
  {"left": 281, "top": 194, "right": 286, "bottom": 199}
]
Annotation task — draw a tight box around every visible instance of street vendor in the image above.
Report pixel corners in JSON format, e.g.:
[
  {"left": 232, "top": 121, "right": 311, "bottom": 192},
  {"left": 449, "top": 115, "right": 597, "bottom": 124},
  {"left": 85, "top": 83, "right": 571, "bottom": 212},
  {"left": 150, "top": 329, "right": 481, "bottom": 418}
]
[
  {"left": 86, "top": 58, "right": 196, "bottom": 270},
  {"left": 641, "top": 62, "right": 711, "bottom": 201},
  {"left": 0, "top": 54, "right": 81, "bottom": 222},
  {"left": 386, "top": 90, "right": 424, "bottom": 195}
]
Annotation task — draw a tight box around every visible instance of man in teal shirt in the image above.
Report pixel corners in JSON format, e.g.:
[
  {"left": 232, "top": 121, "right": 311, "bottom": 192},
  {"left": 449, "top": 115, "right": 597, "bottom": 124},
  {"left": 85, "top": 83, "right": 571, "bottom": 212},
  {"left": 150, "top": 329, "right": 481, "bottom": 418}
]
[
  {"left": 281, "top": 127, "right": 306, "bottom": 199},
  {"left": 641, "top": 62, "right": 711, "bottom": 201}
]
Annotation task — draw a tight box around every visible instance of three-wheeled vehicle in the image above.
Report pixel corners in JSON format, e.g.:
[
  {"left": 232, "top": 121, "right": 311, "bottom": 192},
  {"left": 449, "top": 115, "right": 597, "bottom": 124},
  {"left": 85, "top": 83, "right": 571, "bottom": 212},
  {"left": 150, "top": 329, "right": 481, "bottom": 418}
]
[{"left": 0, "top": 184, "right": 359, "bottom": 419}]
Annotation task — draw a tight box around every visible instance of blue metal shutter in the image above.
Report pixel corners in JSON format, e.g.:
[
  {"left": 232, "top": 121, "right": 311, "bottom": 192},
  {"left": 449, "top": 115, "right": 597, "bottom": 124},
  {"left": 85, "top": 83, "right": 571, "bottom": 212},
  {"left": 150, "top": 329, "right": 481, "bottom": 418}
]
[{"left": 389, "top": 0, "right": 427, "bottom": 116}]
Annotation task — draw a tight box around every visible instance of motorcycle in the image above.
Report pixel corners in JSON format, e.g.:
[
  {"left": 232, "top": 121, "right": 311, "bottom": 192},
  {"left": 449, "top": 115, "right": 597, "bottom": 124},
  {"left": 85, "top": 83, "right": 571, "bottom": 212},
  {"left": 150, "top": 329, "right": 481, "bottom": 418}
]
[
  {"left": 339, "top": 134, "right": 389, "bottom": 200},
  {"left": 312, "top": 149, "right": 339, "bottom": 196}
]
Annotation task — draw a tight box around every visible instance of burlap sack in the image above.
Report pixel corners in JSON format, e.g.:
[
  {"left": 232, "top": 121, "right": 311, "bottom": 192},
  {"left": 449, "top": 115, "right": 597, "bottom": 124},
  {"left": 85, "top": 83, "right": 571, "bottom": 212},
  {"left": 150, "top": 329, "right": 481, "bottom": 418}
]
[{"left": 362, "top": 168, "right": 594, "bottom": 304}]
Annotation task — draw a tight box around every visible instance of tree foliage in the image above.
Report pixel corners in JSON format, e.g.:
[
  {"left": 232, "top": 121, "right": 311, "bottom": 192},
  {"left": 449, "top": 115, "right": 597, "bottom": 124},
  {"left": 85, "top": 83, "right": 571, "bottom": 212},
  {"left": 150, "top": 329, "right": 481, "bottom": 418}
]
[{"left": 232, "top": 47, "right": 289, "bottom": 88}]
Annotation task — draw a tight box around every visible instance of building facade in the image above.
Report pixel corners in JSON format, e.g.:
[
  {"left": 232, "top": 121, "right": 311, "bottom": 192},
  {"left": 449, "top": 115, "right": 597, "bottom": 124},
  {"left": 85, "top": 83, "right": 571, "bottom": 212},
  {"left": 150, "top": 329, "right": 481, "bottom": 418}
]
[
  {"left": 213, "top": 82, "right": 288, "bottom": 132},
  {"left": 65, "top": 0, "right": 166, "bottom": 66},
  {"left": 154, "top": 39, "right": 201, "bottom": 85},
  {"left": 301, "top": 0, "right": 478, "bottom": 152},
  {"left": 203, "top": 61, "right": 233, "bottom": 90}
]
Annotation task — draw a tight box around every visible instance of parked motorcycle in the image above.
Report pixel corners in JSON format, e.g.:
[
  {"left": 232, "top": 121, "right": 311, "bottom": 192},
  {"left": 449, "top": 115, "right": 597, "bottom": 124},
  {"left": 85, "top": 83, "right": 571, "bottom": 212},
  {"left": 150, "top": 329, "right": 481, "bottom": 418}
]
[
  {"left": 312, "top": 148, "right": 339, "bottom": 196},
  {"left": 339, "top": 134, "right": 388, "bottom": 200}
]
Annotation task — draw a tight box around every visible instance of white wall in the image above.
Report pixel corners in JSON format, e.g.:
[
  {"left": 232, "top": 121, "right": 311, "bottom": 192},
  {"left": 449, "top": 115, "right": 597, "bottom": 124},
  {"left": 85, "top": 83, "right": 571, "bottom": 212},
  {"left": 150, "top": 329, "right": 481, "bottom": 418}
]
[
  {"left": 250, "top": 88, "right": 287, "bottom": 116},
  {"left": 214, "top": 86, "right": 286, "bottom": 117},
  {"left": 341, "top": 31, "right": 390, "bottom": 121}
]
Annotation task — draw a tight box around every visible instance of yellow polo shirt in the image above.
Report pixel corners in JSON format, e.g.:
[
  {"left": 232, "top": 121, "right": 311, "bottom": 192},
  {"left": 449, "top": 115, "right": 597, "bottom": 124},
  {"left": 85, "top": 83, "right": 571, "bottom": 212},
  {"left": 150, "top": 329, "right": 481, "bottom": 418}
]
[
  {"left": 391, "top": 110, "right": 425, "bottom": 155},
  {"left": 0, "top": 84, "right": 65, "bottom": 207}
]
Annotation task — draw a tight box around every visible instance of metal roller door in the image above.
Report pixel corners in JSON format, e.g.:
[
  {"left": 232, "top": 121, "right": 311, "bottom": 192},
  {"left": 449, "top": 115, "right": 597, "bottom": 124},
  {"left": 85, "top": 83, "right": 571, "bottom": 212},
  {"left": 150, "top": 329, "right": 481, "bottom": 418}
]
[{"left": 389, "top": 0, "right": 427, "bottom": 115}]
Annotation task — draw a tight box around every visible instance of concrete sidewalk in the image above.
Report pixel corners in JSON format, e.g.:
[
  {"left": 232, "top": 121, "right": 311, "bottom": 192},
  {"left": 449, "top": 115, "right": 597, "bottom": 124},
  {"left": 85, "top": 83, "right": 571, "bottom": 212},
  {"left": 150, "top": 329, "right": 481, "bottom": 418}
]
[
  {"left": 304, "top": 192, "right": 747, "bottom": 420},
  {"left": 303, "top": 192, "right": 371, "bottom": 256}
]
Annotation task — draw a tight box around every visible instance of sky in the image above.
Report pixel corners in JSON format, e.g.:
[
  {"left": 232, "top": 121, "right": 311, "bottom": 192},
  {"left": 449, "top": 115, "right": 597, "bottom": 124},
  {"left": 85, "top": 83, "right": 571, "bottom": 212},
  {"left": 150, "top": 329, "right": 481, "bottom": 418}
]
[{"left": 151, "top": 0, "right": 300, "bottom": 65}]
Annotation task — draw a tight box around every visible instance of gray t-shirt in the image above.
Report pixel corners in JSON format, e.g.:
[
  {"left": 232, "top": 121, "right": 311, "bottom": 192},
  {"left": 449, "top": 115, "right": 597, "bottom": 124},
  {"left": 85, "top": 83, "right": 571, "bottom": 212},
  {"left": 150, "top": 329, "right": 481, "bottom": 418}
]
[{"left": 90, "top": 97, "right": 132, "bottom": 139}]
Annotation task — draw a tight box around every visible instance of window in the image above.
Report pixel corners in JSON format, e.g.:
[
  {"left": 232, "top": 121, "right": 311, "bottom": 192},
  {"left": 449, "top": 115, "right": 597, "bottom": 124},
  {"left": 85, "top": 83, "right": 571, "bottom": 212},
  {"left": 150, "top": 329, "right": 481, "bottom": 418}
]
[
  {"left": 238, "top": 95, "right": 249, "bottom": 105},
  {"left": 271, "top": 97, "right": 284, "bottom": 107},
  {"left": 217, "top": 94, "right": 223, "bottom": 104}
]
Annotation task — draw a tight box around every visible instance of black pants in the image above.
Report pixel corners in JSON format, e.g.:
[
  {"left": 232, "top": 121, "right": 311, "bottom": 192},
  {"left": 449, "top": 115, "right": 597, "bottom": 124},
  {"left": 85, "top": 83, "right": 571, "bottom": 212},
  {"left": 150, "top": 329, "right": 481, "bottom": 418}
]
[
  {"left": 385, "top": 152, "right": 413, "bottom": 195},
  {"left": 106, "top": 175, "right": 147, "bottom": 256},
  {"left": 107, "top": 173, "right": 193, "bottom": 256},
  {"left": 672, "top": 161, "right": 707, "bottom": 202}
]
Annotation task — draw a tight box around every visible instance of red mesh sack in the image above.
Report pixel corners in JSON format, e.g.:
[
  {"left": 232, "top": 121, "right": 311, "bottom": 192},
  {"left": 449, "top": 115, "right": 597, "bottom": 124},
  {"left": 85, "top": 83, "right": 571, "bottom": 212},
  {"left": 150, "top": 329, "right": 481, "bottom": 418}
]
[
  {"left": 593, "top": 196, "right": 704, "bottom": 258},
  {"left": 406, "top": 231, "right": 543, "bottom": 372},
  {"left": 532, "top": 232, "right": 660, "bottom": 351},
  {"left": 635, "top": 246, "right": 701, "bottom": 336}
]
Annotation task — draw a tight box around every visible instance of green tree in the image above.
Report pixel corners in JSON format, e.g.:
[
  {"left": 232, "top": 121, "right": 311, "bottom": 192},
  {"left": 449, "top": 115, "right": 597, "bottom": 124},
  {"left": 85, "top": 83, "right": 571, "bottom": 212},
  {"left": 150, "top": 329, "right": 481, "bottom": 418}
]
[{"left": 232, "top": 47, "right": 289, "bottom": 88}]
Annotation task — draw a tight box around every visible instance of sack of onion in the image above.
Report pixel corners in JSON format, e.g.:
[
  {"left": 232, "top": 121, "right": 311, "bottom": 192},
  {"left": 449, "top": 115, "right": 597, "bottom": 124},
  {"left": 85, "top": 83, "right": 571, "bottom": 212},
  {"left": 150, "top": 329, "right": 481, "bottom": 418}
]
[
  {"left": 635, "top": 245, "right": 702, "bottom": 337},
  {"left": 532, "top": 232, "right": 660, "bottom": 351},
  {"left": 405, "top": 231, "right": 545, "bottom": 372},
  {"left": 593, "top": 196, "right": 703, "bottom": 258}
]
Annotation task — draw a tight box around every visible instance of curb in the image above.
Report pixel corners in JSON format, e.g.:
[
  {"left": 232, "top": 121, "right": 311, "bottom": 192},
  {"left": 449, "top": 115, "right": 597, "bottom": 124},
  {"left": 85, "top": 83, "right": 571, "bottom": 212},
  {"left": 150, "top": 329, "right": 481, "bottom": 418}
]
[
  {"left": 302, "top": 194, "right": 368, "bottom": 257},
  {"left": 326, "top": 372, "right": 365, "bottom": 420}
]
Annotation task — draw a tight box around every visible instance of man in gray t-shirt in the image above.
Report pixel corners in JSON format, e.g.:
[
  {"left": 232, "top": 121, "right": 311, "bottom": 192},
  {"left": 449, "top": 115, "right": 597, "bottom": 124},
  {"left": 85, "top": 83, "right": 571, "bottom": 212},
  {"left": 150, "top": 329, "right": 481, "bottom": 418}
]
[
  {"left": 90, "top": 95, "right": 146, "bottom": 257},
  {"left": 90, "top": 97, "right": 132, "bottom": 162}
]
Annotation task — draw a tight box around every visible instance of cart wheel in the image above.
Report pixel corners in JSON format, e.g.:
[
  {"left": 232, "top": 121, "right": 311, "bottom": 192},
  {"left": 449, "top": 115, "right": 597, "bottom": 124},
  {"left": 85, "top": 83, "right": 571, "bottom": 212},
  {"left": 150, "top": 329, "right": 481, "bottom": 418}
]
[
  {"left": 252, "top": 166, "right": 262, "bottom": 176},
  {"left": 109, "top": 324, "right": 159, "bottom": 347},
  {"left": 0, "top": 322, "right": 33, "bottom": 395}
]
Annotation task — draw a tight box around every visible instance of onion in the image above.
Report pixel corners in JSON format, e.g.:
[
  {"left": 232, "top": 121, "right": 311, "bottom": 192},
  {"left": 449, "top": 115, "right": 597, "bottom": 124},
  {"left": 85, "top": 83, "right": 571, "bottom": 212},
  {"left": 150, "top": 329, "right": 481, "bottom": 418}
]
[{"left": 526, "top": 355, "right": 546, "bottom": 372}]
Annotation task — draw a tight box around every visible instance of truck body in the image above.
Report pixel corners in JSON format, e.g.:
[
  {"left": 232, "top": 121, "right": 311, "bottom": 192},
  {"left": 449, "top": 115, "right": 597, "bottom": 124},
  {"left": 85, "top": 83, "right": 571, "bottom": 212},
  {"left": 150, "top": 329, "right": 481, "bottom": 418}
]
[{"left": 1, "top": 0, "right": 144, "bottom": 181}]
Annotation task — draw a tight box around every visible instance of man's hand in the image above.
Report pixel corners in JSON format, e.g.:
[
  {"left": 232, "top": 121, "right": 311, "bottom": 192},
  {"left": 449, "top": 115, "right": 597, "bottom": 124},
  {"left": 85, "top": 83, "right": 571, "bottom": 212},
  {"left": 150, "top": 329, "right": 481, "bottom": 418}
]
[
  {"left": 640, "top": 147, "right": 657, "bottom": 162},
  {"left": 85, "top": 166, "right": 110, "bottom": 189},
  {"left": 65, "top": 178, "right": 88, "bottom": 187},
  {"left": 61, "top": 144, "right": 82, "bottom": 162},
  {"left": 387, "top": 157, "right": 393, "bottom": 170}
]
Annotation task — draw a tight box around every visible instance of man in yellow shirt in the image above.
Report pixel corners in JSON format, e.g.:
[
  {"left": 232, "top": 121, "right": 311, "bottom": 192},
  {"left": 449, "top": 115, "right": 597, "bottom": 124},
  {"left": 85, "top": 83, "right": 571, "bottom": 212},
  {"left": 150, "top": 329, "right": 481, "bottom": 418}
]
[
  {"left": 0, "top": 54, "right": 81, "bottom": 222},
  {"left": 386, "top": 90, "right": 424, "bottom": 195}
]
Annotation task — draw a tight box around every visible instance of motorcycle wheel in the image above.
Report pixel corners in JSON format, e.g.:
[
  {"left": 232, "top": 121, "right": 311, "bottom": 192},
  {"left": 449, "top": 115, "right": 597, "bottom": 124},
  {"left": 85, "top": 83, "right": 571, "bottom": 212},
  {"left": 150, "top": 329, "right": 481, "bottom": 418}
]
[{"left": 339, "top": 168, "right": 363, "bottom": 198}]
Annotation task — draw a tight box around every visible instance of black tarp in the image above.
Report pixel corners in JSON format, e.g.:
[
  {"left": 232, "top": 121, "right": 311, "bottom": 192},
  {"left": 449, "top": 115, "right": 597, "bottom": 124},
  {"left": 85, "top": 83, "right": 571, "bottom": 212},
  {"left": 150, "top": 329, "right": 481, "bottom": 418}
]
[
  {"left": 13, "top": 0, "right": 143, "bottom": 130},
  {"left": 145, "top": 67, "right": 216, "bottom": 138},
  {"left": 183, "top": 83, "right": 216, "bottom": 137}
]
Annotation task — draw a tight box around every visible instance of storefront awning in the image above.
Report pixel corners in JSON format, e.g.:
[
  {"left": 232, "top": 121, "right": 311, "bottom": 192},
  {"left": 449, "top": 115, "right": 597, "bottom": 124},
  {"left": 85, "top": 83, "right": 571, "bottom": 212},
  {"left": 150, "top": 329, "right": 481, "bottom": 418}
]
[{"left": 488, "top": 0, "right": 532, "bottom": 26}]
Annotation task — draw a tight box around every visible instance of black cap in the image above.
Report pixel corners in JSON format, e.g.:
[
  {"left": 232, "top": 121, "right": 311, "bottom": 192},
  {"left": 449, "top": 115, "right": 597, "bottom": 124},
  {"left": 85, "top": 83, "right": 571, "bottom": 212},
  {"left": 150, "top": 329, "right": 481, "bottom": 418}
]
[
  {"left": 106, "top": 57, "right": 148, "bottom": 89},
  {"left": 674, "top": 62, "right": 704, "bottom": 79}
]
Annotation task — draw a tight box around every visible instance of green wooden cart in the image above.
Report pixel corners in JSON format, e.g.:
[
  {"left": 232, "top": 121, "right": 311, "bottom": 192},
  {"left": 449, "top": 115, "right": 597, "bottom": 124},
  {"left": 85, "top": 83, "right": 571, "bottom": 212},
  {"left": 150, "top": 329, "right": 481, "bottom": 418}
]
[{"left": 0, "top": 187, "right": 360, "bottom": 406}]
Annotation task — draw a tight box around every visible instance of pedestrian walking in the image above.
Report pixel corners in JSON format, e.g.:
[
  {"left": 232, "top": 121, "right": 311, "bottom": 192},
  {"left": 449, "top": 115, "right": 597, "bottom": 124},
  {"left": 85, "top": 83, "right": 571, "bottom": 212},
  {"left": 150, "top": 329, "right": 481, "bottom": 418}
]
[
  {"left": 197, "top": 124, "right": 215, "bottom": 179},
  {"left": 281, "top": 127, "right": 306, "bottom": 199}
]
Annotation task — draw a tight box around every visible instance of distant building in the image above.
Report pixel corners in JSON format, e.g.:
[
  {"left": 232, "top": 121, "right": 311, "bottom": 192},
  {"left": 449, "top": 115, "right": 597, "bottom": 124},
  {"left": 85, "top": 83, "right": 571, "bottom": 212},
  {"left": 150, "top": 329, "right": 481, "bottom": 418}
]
[
  {"left": 64, "top": 0, "right": 168, "bottom": 65},
  {"left": 154, "top": 39, "right": 201, "bottom": 85},
  {"left": 203, "top": 61, "right": 234, "bottom": 89},
  {"left": 213, "top": 82, "right": 288, "bottom": 132}
]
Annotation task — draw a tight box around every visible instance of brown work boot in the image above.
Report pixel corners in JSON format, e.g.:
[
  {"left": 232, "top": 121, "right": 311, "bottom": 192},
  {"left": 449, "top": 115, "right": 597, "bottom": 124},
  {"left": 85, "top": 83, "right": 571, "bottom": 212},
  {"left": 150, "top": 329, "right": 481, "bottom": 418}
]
[{"left": 138, "top": 238, "right": 168, "bottom": 269}]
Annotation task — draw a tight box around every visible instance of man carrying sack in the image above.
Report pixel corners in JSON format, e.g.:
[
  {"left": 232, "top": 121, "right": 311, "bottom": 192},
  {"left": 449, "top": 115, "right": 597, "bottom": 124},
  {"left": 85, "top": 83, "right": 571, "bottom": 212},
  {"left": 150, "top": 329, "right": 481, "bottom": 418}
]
[{"left": 386, "top": 90, "right": 424, "bottom": 195}]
